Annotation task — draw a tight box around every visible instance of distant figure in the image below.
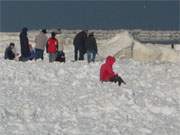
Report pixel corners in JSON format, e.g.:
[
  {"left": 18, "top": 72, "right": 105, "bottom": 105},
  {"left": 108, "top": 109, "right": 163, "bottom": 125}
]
[
  {"left": 46, "top": 32, "right": 58, "bottom": 62},
  {"left": 100, "top": 56, "right": 126, "bottom": 86},
  {"left": 56, "top": 29, "right": 65, "bottom": 62},
  {"left": 28, "top": 44, "right": 35, "bottom": 60},
  {"left": 171, "top": 43, "right": 175, "bottom": 49},
  {"left": 19, "top": 27, "right": 30, "bottom": 61},
  {"left": 73, "top": 30, "right": 88, "bottom": 61},
  {"left": 85, "top": 32, "right": 98, "bottom": 63},
  {"left": 34, "top": 29, "right": 48, "bottom": 60},
  {"left": 4, "top": 43, "right": 16, "bottom": 60}
]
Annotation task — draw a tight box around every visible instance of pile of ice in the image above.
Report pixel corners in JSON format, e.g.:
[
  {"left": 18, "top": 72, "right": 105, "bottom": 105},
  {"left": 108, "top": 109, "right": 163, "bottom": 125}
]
[
  {"left": 0, "top": 59, "right": 180, "bottom": 135},
  {"left": 132, "top": 42, "right": 180, "bottom": 62},
  {"left": 100, "top": 31, "right": 180, "bottom": 62}
]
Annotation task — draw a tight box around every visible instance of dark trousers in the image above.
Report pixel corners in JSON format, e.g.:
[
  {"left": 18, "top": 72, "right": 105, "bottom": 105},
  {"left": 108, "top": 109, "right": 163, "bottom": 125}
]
[
  {"left": 87, "top": 50, "right": 96, "bottom": 63},
  {"left": 35, "top": 48, "right": 44, "bottom": 60},
  {"left": 110, "top": 75, "right": 126, "bottom": 86},
  {"left": 74, "top": 46, "right": 84, "bottom": 61},
  {"left": 19, "top": 56, "right": 29, "bottom": 62}
]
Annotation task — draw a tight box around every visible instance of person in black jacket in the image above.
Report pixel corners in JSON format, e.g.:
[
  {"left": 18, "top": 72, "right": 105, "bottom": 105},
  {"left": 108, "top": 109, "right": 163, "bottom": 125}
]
[
  {"left": 73, "top": 30, "right": 88, "bottom": 61},
  {"left": 85, "top": 32, "right": 98, "bottom": 63},
  {"left": 19, "top": 27, "right": 30, "bottom": 61},
  {"left": 4, "top": 43, "right": 15, "bottom": 60}
]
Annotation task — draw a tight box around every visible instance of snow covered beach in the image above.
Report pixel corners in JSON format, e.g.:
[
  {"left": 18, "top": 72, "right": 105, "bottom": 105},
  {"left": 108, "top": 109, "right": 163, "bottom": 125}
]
[{"left": 0, "top": 30, "right": 180, "bottom": 135}]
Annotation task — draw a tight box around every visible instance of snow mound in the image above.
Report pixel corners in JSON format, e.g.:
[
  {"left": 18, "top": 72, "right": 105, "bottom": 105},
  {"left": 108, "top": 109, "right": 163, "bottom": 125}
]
[
  {"left": 132, "top": 41, "right": 180, "bottom": 62},
  {"left": 103, "top": 31, "right": 180, "bottom": 62},
  {"left": 99, "top": 31, "right": 133, "bottom": 57}
]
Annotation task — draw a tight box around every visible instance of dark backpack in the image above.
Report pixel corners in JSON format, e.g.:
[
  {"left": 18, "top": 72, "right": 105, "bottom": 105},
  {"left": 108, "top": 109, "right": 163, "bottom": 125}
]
[{"left": 56, "top": 51, "right": 65, "bottom": 62}]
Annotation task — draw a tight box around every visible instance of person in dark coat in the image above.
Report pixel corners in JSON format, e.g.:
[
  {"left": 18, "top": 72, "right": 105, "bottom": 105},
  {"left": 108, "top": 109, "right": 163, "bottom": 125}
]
[
  {"left": 4, "top": 43, "right": 15, "bottom": 60},
  {"left": 19, "top": 27, "right": 30, "bottom": 61},
  {"left": 85, "top": 32, "right": 98, "bottom": 63},
  {"left": 73, "top": 30, "right": 88, "bottom": 61}
]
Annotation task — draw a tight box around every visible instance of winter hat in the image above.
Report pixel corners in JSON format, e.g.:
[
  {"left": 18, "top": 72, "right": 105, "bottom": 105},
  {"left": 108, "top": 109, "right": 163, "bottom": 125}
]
[
  {"left": 22, "top": 27, "right": 28, "bottom": 32},
  {"left": 42, "top": 29, "right": 47, "bottom": 33},
  {"left": 9, "top": 42, "right": 15, "bottom": 47},
  {"left": 51, "top": 32, "right": 56, "bottom": 37},
  {"left": 89, "top": 32, "right": 94, "bottom": 36}
]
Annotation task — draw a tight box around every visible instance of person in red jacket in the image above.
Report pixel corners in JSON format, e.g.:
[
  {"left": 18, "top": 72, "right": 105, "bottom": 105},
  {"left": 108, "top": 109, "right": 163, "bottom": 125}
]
[
  {"left": 47, "top": 32, "right": 58, "bottom": 62},
  {"left": 100, "top": 56, "right": 126, "bottom": 86}
]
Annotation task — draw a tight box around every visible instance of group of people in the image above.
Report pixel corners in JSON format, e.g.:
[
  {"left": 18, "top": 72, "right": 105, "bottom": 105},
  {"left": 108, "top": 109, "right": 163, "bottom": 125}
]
[
  {"left": 5, "top": 28, "right": 65, "bottom": 62},
  {"left": 73, "top": 30, "right": 98, "bottom": 63},
  {"left": 4, "top": 28, "right": 98, "bottom": 63},
  {"left": 4, "top": 28, "right": 126, "bottom": 86}
]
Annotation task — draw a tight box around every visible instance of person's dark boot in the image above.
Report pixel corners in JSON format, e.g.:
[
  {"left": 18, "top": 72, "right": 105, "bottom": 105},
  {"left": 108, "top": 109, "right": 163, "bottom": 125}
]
[
  {"left": 118, "top": 76, "right": 126, "bottom": 85},
  {"left": 118, "top": 81, "right": 122, "bottom": 86}
]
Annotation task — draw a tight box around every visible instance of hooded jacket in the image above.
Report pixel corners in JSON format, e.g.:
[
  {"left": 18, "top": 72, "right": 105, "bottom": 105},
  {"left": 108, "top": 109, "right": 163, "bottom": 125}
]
[
  {"left": 85, "top": 35, "right": 98, "bottom": 53},
  {"left": 100, "top": 56, "right": 116, "bottom": 81},
  {"left": 20, "top": 27, "right": 30, "bottom": 57}
]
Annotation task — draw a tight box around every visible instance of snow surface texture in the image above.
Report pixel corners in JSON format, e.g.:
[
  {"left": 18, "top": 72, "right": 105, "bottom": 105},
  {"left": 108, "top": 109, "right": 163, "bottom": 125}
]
[
  {"left": 0, "top": 60, "right": 180, "bottom": 135},
  {"left": 0, "top": 30, "right": 180, "bottom": 135}
]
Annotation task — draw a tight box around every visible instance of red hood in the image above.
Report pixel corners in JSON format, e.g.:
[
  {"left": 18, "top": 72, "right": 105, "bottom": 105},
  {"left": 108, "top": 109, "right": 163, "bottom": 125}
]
[{"left": 105, "top": 56, "right": 115, "bottom": 65}]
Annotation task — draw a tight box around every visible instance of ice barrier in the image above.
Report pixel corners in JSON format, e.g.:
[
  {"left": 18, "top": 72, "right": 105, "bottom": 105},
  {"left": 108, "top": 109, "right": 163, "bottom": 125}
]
[{"left": 100, "top": 31, "right": 180, "bottom": 62}]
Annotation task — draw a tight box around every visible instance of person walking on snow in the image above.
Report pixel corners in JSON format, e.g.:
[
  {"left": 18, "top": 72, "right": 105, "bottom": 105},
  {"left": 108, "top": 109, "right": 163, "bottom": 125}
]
[
  {"left": 100, "top": 56, "right": 126, "bottom": 86},
  {"left": 34, "top": 29, "right": 48, "bottom": 60},
  {"left": 46, "top": 32, "right": 58, "bottom": 62},
  {"left": 73, "top": 30, "right": 88, "bottom": 61},
  {"left": 85, "top": 32, "right": 98, "bottom": 63}
]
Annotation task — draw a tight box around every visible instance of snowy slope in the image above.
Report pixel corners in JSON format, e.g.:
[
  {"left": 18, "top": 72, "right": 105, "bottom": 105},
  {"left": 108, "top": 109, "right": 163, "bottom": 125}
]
[
  {"left": 0, "top": 30, "right": 180, "bottom": 135},
  {"left": 0, "top": 59, "right": 180, "bottom": 135}
]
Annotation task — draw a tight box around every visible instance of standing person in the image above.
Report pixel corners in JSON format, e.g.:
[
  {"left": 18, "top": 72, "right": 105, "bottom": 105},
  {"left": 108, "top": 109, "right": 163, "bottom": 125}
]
[
  {"left": 46, "top": 32, "right": 58, "bottom": 62},
  {"left": 34, "top": 29, "right": 48, "bottom": 60},
  {"left": 4, "top": 43, "right": 16, "bottom": 60},
  {"left": 85, "top": 32, "right": 98, "bottom": 63},
  {"left": 73, "top": 30, "right": 88, "bottom": 61},
  {"left": 19, "top": 27, "right": 30, "bottom": 61},
  {"left": 100, "top": 56, "right": 126, "bottom": 86}
]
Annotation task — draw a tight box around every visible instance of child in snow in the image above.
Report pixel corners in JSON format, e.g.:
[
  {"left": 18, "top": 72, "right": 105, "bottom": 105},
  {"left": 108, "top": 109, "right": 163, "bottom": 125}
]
[
  {"left": 100, "top": 56, "right": 126, "bottom": 86},
  {"left": 28, "top": 44, "right": 35, "bottom": 60},
  {"left": 4, "top": 43, "right": 16, "bottom": 60},
  {"left": 46, "top": 32, "right": 58, "bottom": 62}
]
